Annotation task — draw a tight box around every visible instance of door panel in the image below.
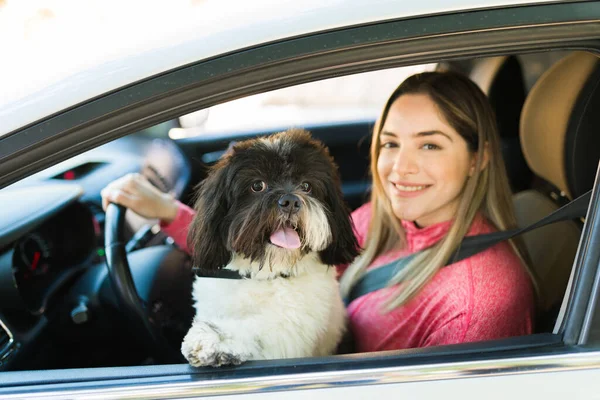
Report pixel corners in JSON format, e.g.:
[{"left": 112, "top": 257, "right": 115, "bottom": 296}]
[{"left": 197, "top": 368, "right": 600, "bottom": 400}]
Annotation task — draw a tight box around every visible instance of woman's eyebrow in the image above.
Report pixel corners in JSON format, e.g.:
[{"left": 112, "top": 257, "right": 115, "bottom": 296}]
[
  {"left": 380, "top": 130, "right": 453, "bottom": 142},
  {"left": 415, "top": 130, "right": 453, "bottom": 142}
]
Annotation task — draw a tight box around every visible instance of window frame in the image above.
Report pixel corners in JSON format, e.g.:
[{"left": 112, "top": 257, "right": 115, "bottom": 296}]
[{"left": 571, "top": 164, "right": 600, "bottom": 344}]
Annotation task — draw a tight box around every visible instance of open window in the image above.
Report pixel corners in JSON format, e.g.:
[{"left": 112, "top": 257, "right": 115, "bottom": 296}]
[{"left": 1, "top": 48, "right": 598, "bottom": 367}]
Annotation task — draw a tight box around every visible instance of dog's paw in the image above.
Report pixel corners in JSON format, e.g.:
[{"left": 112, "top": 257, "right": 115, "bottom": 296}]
[
  {"left": 182, "top": 341, "right": 244, "bottom": 367},
  {"left": 181, "top": 322, "right": 247, "bottom": 367}
]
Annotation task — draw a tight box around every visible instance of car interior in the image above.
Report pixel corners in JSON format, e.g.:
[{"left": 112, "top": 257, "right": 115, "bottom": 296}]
[{"left": 0, "top": 49, "right": 599, "bottom": 374}]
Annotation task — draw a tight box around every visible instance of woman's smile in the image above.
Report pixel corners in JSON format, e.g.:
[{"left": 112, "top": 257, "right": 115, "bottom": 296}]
[{"left": 389, "top": 181, "right": 432, "bottom": 197}]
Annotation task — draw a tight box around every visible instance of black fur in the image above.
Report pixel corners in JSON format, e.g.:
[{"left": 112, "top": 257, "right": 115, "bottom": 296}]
[
  {"left": 319, "top": 177, "right": 362, "bottom": 266},
  {"left": 188, "top": 129, "right": 360, "bottom": 274}
]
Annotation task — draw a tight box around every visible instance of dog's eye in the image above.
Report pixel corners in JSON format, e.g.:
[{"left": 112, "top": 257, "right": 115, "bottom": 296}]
[
  {"left": 300, "top": 182, "right": 312, "bottom": 193},
  {"left": 251, "top": 180, "right": 267, "bottom": 192}
]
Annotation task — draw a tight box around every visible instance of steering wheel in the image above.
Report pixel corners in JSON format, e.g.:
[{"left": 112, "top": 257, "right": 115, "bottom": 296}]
[{"left": 104, "top": 203, "right": 183, "bottom": 363}]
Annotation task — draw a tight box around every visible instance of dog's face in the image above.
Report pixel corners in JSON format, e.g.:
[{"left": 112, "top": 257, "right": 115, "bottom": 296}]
[{"left": 188, "top": 129, "right": 360, "bottom": 275}]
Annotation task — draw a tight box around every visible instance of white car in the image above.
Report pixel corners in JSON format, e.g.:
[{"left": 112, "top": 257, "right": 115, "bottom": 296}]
[{"left": 1, "top": 1, "right": 600, "bottom": 398}]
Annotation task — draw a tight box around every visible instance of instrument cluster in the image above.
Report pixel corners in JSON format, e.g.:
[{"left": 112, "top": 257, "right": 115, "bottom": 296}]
[{"left": 11, "top": 202, "right": 100, "bottom": 314}]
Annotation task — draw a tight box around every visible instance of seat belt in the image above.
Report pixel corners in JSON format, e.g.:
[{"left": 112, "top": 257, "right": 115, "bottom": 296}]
[{"left": 346, "top": 189, "right": 592, "bottom": 304}]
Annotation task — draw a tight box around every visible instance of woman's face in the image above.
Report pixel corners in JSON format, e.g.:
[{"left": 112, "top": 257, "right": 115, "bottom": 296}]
[{"left": 377, "top": 93, "right": 476, "bottom": 227}]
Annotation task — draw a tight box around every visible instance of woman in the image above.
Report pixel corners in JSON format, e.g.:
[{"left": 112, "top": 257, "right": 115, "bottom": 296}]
[{"left": 101, "top": 71, "right": 537, "bottom": 352}]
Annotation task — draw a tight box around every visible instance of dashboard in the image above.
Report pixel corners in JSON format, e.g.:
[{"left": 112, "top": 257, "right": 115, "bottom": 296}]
[
  {"left": 0, "top": 132, "right": 191, "bottom": 369},
  {"left": 0, "top": 186, "right": 97, "bottom": 315}
]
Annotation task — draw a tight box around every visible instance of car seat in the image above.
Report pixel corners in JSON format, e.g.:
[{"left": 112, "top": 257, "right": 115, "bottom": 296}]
[{"left": 516, "top": 51, "right": 600, "bottom": 331}]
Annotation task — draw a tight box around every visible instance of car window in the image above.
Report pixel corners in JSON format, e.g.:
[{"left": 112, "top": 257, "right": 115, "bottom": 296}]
[{"left": 169, "top": 64, "right": 436, "bottom": 139}]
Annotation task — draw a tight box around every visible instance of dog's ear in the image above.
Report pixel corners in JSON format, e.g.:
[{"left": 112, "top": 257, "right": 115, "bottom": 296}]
[
  {"left": 318, "top": 181, "right": 361, "bottom": 266},
  {"left": 188, "top": 162, "right": 231, "bottom": 274}
]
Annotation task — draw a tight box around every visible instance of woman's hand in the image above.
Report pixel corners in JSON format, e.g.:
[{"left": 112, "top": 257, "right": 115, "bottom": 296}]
[{"left": 101, "top": 173, "right": 179, "bottom": 224}]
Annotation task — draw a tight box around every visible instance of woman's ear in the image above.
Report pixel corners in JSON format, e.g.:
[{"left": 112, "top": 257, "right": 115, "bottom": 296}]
[{"left": 469, "top": 142, "right": 490, "bottom": 176}]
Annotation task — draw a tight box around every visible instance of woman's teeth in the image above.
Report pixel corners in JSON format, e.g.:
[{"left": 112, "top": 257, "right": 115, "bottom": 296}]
[{"left": 394, "top": 184, "right": 427, "bottom": 191}]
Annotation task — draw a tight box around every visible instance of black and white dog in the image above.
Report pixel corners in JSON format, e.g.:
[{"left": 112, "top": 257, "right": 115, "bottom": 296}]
[{"left": 181, "top": 129, "right": 359, "bottom": 367}]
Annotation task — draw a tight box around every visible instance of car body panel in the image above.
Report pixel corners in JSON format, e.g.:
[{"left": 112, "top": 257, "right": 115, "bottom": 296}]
[
  {"left": 2, "top": 348, "right": 600, "bottom": 398},
  {"left": 0, "top": 0, "right": 562, "bottom": 137}
]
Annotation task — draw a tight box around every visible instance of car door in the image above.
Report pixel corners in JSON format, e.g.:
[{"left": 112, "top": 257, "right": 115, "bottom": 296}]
[{"left": 1, "top": 2, "right": 600, "bottom": 399}]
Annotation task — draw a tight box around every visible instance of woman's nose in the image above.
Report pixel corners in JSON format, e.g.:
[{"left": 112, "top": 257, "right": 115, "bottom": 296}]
[{"left": 392, "top": 147, "right": 419, "bottom": 176}]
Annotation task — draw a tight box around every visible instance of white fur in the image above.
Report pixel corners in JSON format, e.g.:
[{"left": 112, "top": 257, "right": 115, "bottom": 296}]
[
  {"left": 181, "top": 252, "right": 346, "bottom": 367},
  {"left": 300, "top": 197, "right": 331, "bottom": 251}
]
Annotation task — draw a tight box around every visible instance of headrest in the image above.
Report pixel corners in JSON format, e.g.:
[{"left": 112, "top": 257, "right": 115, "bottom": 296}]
[
  {"left": 471, "top": 56, "right": 526, "bottom": 137},
  {"left": 470, "top": 56, "right": 509, "bottom": 94},
  {"left": 520, "top": 52, "right": 600, "bottom": 199},
  {"left": 471, "top": 55, "right": 530, "bottom": 192}
]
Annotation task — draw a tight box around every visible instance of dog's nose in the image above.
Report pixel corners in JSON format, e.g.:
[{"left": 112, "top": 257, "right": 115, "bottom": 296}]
[{"left": 278, "top": 194, "right": 301, "bottom": 214}]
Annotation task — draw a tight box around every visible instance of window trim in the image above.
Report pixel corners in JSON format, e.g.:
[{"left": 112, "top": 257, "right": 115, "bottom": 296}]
[{"left": 566, "top": 164, "right": 600, "bottom": 344}]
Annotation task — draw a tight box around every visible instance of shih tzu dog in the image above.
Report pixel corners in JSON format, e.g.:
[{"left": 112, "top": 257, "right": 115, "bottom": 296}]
[{"left": 181, "top": 128, "right": 359, "bottom": 367}]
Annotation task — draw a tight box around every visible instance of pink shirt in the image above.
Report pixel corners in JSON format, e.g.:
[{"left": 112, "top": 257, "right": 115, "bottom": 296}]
[
  {"left": 345, "top": 203, "right": 534, "bottom": 352},
  {"left": 161, "top": 201, "right": 535, "bottom": 352},
  {"left": 160, "top": 201, "right": 195, "bottom": 255}
]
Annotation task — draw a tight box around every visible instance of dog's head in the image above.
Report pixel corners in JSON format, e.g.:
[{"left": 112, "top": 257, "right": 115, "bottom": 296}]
[{"left": 188, "top": 129, "right": 360, "bottom": 276}]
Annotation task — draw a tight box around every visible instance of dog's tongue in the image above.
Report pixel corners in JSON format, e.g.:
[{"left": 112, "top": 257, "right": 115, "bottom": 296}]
[{"left": 270, "top": 227, "right": 301, "bottom": 249}]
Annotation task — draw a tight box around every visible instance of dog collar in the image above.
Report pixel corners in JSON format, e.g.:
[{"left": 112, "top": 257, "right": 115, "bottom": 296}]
[{"left": 196, "top": 269, "right": 291, "bottom": 280}]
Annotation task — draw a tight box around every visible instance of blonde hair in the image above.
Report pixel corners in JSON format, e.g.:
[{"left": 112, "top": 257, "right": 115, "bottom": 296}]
[{"left": 339, "top": 71, "right": 540, "bottom": 311}]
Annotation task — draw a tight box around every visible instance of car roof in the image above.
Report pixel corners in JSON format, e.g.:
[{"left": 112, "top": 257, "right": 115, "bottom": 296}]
[{"left": 0, "top": 0, "right": 557, "bottom": 138}]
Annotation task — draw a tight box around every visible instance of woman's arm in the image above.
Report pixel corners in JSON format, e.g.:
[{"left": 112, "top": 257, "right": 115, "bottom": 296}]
[
  {"left": 159, "top": 201, "right": 195, "bottom": 254},
  {"left": 101, "top": 173, "right": 179, "bottom": 222},
  {"left": 421, "top": 315, "right": 468, "bottom": 347},
  {"left": 101, "top": 173, "right": 195, "bottom": 254}
]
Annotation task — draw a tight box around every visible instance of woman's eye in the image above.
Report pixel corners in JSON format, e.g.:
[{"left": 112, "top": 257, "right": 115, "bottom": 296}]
[
  {"left": 381, "top": 142, "right": 397, "bottom": 149},
  {"left": 251, "top": 181, "right": 267, "bottom": 192},
  {"left": 300, "top": 182, "right": 312, "bottom": 193},
  {"left": 422, "top": 143, "right": 440, "bottom": 150}
]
